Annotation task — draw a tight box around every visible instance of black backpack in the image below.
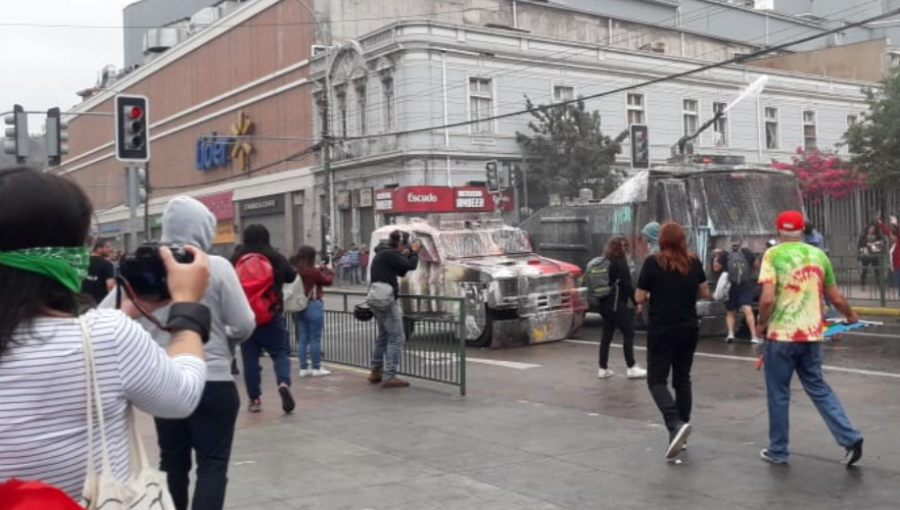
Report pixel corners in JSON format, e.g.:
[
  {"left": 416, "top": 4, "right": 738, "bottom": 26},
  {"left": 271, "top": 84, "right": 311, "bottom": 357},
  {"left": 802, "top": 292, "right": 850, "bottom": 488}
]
[
  {"left": 583, "top": 257, "right": 615, "bottom": 300},
  {"left": 727, "top": 249, "right": 752, "bottom": 286}
]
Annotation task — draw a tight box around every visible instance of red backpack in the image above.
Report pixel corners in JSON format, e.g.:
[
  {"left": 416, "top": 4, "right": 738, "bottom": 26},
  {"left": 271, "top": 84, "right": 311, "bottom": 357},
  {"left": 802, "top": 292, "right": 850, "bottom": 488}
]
[{"left": 235, "top": 253, "right": 278, "bottom": 325}]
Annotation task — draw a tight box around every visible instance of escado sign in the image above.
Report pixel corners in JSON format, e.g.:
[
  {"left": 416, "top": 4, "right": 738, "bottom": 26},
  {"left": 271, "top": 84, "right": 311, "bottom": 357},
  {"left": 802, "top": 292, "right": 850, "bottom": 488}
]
[
  {"left": 374, "top": 186, "right": 512, "bottom": 214},
  {"left": 407, "top": 192, "right": 439, "bottom": 203}
]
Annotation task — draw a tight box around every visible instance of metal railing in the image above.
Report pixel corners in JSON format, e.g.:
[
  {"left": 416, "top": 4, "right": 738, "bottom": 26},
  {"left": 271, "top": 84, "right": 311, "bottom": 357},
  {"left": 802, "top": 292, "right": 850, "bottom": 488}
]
[
  {"left": 286, "top": 290, "right": 467, "bottom": 395},
  {"left": 828, "top": 254, "right": 897, "bottom": 306}
]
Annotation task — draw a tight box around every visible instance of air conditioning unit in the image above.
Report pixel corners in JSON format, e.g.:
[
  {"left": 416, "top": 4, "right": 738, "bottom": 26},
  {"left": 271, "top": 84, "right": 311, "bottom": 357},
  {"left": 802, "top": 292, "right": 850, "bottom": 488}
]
[
  {"left": 190, "top": 7, "right": 221, "bottom": 34},
  {"left": 144, "top": 27, "right": 183, "bottom": 54}
]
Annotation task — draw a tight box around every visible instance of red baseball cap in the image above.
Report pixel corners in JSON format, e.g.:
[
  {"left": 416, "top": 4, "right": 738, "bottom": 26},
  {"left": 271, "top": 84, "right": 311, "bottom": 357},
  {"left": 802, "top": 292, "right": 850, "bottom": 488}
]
[{"left": 776, "top": 210, "right": 805, "bottom": 235}]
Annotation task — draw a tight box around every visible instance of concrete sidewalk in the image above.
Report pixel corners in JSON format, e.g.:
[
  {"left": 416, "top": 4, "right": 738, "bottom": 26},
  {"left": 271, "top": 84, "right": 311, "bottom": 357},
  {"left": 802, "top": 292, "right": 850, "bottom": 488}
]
[{"left": 134, "top": 350, "right": 900, "bottom": 510}]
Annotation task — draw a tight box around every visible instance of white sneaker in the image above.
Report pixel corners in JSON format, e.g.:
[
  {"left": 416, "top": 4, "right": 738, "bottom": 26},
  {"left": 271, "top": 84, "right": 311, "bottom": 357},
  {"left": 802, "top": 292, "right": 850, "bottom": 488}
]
[
  {"left": 626, "top": 366, "right": 648, "bottom": 379},
  {"left": 298, "top": 369, "right": 312, "bottom": 377},
  {"left": 597, "top": 368, "right": 614, "bottom": 379},
  {"left": 312, "top": 368, "right": 332, "bottom": 377},
  {"left": 725, "top": 335, "right": 735, "bottom": 344},
  {"left": 751, "top": 337, "right": 764, "bottom": 345}
]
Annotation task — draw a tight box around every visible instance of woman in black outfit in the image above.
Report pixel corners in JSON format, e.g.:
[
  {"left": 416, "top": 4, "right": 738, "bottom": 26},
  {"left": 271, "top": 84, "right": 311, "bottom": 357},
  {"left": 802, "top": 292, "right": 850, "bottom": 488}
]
[
  {"left": 597, "top": 236, "right": 647, "bottom": 380},
  {"left": 635, "top": 222, "right": 710, "bottom": 460}
]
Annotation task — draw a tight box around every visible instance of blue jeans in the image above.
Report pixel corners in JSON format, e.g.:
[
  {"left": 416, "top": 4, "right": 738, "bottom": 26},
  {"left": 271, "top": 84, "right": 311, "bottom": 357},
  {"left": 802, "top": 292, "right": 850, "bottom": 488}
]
[
  {"left": 295, "top": 300, "right": 325, "bottom": 370},
  {"left": 763, "top": 341, "right": 862, "bottom": 461},
  {"left": 371, "top": 301, "right": 405, "bottom": 380},
  {"left": 240, "top": 315, "right": 291, "bottom": 400}
]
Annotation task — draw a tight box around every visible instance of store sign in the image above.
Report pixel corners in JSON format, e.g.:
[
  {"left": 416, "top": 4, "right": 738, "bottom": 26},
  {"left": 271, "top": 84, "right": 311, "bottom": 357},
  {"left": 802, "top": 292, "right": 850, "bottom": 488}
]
[
  {"left": 195, "top": 131, "right": 233, "bottom": 171},
  {"left": 375, "top": 191, "right": 394, "bottom": 211},
  {"left": 240, "top": 195, "right": 284, "bottom": 218},
  {"left": 195, "top": 111, "right": 255, "bottom": 172},
  {"left": 358, "top": 188, "right": 373, "bottom": 208},
  {"left": 373, "top": 186, "right": 513, "bottom": 214},
  {"left": 337, "top": 191, "right": 352, "bottom": 210},
  {"left": 99, "top": 222, "right": 122, "bottom": 234},
  {"left": 197, "top": 191, "right": 234, "bottom": 220}
]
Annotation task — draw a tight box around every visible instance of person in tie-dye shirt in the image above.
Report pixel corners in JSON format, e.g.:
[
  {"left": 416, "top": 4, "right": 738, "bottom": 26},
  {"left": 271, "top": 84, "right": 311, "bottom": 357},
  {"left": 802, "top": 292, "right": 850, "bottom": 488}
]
[{"left": 755, "top": 210, "right": 864, "bottom": 466}]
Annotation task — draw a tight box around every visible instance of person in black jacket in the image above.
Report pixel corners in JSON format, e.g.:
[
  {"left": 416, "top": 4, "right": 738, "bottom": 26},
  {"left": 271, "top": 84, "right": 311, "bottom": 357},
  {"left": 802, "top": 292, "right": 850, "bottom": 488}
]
[
  {"left": 366, "top": 230, "right": 420, "bottom": 388},
  {"left": 597, "top": 236, "right": 647, "bottom": 380},
  {"left": 230, "top": 225, "right": 298, "bottom": 414}
]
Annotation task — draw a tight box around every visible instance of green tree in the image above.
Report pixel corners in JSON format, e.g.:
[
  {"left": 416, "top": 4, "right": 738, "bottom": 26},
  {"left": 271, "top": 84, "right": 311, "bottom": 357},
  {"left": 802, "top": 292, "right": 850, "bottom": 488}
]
[
  {"left": 845, "top": 68, "right": 900, "bottom": 187},
  {"left": 516, "top": 97, "right": 627, "bottom": 199}
]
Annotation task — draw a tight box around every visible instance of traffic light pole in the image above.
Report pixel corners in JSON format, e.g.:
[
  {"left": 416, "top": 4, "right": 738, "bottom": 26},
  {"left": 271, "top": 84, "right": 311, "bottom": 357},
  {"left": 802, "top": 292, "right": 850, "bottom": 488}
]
[
  {"left": 125, "top": 166, "right": 140, "bottom": 251},
  {"left": 143, "top": 161, "right": 151, "bottom": 242}
]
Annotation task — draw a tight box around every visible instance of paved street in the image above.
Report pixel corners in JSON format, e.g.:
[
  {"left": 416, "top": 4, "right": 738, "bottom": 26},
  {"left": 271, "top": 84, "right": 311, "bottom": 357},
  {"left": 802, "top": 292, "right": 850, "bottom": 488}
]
[{"left": 135, "top": 311, "right": 900, "bottom": 510}]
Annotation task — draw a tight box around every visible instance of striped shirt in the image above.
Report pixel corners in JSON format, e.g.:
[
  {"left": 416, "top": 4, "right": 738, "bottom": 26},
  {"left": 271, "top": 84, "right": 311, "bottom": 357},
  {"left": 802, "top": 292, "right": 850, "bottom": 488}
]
[{"left": 0, "top": 309, "right": 207, "bottom": 499}]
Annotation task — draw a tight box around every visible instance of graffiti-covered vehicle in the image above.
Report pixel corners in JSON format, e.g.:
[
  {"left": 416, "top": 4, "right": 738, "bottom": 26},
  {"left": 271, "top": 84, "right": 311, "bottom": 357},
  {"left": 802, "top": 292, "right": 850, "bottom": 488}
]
[
  {"left": 522, "top": 161, "right": 804, "bottom": 336},
  {"left": 369, "top": 212, "right": 586, "bottom": 348}
]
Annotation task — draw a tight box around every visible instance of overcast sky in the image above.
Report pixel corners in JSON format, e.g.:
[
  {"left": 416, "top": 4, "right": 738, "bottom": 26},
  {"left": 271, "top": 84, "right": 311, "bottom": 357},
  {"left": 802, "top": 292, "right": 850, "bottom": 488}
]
[{"left": 1, "top": 0, "right": 133, "bottom": 130}]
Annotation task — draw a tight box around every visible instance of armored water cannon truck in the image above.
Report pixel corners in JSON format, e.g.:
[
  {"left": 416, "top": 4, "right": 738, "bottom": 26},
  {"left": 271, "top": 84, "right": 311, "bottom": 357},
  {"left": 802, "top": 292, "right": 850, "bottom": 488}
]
[{"left": 369, "top": 212, "right": 586, "bottom": 348}]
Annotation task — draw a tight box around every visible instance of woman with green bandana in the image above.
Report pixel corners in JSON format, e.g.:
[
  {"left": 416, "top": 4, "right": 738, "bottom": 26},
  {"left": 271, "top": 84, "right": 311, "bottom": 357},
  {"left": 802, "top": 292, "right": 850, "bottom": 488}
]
[{"left": 0, "top": 166, "right": 212, "bottom": 501}]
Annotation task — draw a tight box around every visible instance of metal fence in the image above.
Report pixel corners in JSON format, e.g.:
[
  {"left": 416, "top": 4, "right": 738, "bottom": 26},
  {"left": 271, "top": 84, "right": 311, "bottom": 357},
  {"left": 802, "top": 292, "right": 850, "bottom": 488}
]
[
  {"left": 286, "top": 290, "right": 467, "bottom": 395},
  {"left": 829, "top": 254, "right": 897, "bottom": 306}
]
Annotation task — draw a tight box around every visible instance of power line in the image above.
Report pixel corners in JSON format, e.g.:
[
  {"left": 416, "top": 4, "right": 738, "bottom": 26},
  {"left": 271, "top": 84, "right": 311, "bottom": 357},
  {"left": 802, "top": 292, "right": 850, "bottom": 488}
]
[{"left": 338, "top": 7, "right": 900, "bottom": 143}]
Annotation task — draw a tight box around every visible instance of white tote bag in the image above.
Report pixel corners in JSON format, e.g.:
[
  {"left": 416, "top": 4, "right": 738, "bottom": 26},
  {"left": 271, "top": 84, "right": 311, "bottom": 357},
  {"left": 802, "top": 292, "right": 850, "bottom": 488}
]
[
  {"left": 283, "top": 278, "right": 314, "bottom": 313},
  {"left": 78, "top": 318, "right": 175, "bottom": 510},
  {"left": 713, "top": 272, "right": 731, "bottom": 302}
]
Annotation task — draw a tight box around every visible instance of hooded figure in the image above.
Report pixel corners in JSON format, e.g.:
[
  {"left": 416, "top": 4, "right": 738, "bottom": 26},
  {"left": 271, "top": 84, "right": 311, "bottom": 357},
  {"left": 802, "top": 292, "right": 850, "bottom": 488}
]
[
  {"left": 105, "top": 196, "right": 256, "bottom": 376},
  {"left": 101, "top": 196, "right": 255, "bottom": 510},
  {"left": 642, "top": 221, "right": 661, "bottom": 254}
]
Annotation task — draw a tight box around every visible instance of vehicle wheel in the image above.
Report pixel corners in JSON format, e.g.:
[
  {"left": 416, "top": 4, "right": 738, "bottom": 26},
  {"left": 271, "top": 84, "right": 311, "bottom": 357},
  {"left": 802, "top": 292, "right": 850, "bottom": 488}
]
[{"left": 466, "top": 306, "right": 494, "bottom": 348}]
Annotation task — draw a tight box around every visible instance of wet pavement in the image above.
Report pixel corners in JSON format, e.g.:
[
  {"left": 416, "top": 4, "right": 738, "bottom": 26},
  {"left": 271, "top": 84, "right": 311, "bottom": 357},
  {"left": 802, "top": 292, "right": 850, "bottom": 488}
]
[{"left": 134, "top": 305, "right": 900, "bottom": 510}]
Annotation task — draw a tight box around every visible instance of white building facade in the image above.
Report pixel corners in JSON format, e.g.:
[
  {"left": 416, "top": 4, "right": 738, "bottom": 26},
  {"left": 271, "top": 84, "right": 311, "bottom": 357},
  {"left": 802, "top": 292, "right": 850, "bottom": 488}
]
[{"left": 314, "top": 20, "right": 870, "bottom": 245}]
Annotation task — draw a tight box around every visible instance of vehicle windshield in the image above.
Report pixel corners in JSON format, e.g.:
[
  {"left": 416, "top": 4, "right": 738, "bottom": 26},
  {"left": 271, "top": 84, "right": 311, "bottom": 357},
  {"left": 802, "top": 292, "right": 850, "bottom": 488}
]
[{"left": 438, "top": 228, "right": 532, "bottom": 258}]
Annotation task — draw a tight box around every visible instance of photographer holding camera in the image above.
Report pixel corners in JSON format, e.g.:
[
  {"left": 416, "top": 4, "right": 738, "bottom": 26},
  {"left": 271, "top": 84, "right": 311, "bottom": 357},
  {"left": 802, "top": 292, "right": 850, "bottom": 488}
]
[
  {"left": 102, "top": 196, "right": 256, "bottom": 510},
  {"left": 0, "top": 166, "right": 211, "bottom": 499}
]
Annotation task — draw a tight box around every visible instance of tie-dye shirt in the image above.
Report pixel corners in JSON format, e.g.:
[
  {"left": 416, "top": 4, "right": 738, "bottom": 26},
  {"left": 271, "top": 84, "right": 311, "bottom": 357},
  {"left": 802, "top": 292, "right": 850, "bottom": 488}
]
[{"left": 758, "top": 242, "right": 835, "bottom": 342}]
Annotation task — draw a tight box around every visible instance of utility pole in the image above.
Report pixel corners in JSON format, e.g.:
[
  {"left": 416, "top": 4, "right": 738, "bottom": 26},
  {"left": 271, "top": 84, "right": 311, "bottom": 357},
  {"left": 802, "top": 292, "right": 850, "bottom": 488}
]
[{"left": 321, "top": 92, "right": 333, "bottom": 257}]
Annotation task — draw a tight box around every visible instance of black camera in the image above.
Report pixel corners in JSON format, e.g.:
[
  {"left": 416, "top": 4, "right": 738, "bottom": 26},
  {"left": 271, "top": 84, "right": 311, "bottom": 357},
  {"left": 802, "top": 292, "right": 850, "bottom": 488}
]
[{"left": 118, "top": 243, "right": 194, "bottom": 300}]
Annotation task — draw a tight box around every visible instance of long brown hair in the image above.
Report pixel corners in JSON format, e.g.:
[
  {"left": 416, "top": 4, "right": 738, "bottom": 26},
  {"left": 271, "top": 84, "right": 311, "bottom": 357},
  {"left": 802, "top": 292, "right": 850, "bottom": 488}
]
[
  {"left": 603, "top": 235, "right": 629, "bottom": 260},
  {"left": 655, "top": 222, "right": 694, "bottom": 275},
  {"left": 293, "top": 245, "right": 317, "bottom": 272}
]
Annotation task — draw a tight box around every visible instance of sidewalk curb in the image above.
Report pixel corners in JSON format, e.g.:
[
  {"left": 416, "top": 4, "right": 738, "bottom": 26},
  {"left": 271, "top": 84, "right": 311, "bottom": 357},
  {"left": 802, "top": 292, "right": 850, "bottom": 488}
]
[{"left": 853, "top": 306, "right": 899, "bottom": 317}]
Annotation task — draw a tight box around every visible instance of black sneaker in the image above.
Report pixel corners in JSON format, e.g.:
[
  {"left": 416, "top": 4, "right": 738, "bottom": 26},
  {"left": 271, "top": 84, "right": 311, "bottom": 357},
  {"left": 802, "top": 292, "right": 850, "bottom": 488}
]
[
  {"left": 760, "top": 449, "right": 788, "bottom": 465},
  {"left": 666, "top": 423, "right": 692, "bottom": 460},
  {"left": 278, "top": 385, "right": 296, "bottom": 414},
  {"left": 845, "top": 438, "right": 863, "bottom": 467}
]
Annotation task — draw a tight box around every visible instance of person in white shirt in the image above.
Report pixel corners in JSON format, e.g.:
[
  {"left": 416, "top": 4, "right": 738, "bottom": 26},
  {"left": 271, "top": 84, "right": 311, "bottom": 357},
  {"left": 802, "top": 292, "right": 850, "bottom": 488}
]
[{"left": 0, "top": 166, "right": 211, "bottom": 499}]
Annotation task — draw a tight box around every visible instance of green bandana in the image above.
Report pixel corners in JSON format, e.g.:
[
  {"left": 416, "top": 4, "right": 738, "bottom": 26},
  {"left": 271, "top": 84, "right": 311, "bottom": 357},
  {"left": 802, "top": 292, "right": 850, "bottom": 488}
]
[{"left": 0, "top": 246, "right": 90, "bottom": 292}]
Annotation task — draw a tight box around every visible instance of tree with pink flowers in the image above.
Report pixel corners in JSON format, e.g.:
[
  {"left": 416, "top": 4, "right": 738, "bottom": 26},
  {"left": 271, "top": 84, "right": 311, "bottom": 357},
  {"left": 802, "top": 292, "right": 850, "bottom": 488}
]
[{"left": 771, "top": 148, "right": 867, "bottom": 203}]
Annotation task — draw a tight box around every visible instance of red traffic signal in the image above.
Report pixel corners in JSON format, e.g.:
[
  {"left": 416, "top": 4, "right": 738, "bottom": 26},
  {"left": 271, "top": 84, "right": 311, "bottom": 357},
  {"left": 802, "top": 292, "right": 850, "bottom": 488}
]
[{"left": 115, "top": 94, "right": 150, "bottom": 162}]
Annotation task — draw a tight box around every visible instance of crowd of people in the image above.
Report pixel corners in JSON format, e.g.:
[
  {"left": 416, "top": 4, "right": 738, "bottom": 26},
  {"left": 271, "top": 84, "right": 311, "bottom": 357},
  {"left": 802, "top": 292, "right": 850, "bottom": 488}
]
[
  {"left": 0, "top": 164, "right": 872, "bottom": 509},
  {"left": 595, "top": 213, "right": 864, "bottom": 465},
  {"left": 0, "top": 166, "right": 422, "bottom": 510}
]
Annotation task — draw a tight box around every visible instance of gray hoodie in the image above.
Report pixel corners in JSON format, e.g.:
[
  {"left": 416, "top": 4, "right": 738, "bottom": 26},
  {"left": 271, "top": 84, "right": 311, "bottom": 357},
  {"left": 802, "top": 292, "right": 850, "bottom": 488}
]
[{"left": 101, "top": 196, "right": 256, "bottom": 381}]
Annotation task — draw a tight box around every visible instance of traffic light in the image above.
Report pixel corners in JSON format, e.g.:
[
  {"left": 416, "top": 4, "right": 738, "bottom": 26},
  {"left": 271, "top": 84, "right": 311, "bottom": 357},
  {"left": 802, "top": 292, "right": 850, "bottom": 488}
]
[
  {"left": 3, "top": 104, "right": 29, "bottom": 164},
  {"left": 486, "top": 160, "right": 500, "bottom": 192},
  {"left": 631, "top": 124, "right": 649, "bottom": 169},
  {"left": 115, "top": 95, "right": 150, "bottom": 162},
  {"left": 46, "top": 107, "right": 69, "bottom": 167},
  {"left": 125, "top": 166, "right": 148, "bottom": 208}
]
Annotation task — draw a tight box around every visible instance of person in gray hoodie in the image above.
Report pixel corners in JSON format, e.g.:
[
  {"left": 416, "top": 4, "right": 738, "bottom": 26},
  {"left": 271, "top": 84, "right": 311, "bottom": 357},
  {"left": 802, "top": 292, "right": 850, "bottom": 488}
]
[{"left": 102, "top": 196, "right": 255, "bottom": 510}]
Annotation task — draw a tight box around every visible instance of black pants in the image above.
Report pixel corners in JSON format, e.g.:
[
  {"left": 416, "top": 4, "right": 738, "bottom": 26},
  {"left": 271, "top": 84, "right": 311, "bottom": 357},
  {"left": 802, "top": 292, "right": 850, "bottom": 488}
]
[
  {"left": 646, "top": 326, "right": 699, "bottom": 432},
  {"left": 155, "top": 381, "right": 241, "bottom": 510},
  {"left": 860, "top": 257, "right": 881, "bottom": 287},
  {"left": 599, "top": 303, "right": 636, "bottom": 369}
]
